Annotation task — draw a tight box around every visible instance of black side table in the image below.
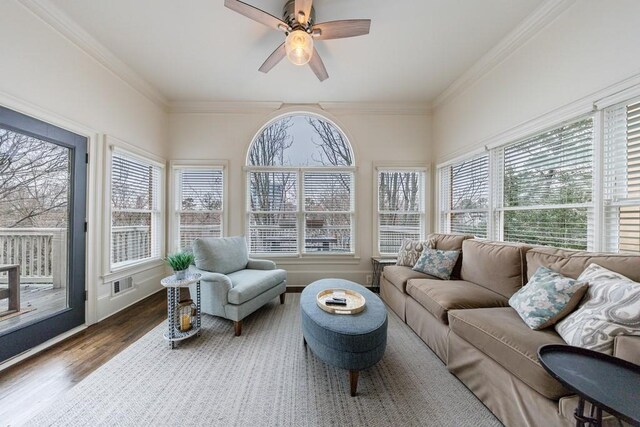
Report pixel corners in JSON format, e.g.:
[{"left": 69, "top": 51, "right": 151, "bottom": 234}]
[{"left": 538, "top": 344, "right": 640, "bottom": 427}]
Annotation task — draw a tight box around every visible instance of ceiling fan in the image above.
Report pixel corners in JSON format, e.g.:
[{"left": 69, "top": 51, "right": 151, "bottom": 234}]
[{"left": 224, "top": 0, "right": 371, "bottom": 81}]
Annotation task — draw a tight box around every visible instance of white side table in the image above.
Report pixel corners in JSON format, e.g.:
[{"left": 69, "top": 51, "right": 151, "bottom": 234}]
[{"left": 161, "top": 273, "right": 202, "bottom": 349}]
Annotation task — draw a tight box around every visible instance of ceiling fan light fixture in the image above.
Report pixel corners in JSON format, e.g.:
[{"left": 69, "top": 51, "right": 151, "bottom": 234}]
[{"left": 285, "top": 29, "right": 313, "bottom": 66}]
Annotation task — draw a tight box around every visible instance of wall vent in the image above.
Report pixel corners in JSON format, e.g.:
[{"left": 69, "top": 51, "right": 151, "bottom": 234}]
[{"left": 112, "top": 276, "right": 134, "bottom": 296}]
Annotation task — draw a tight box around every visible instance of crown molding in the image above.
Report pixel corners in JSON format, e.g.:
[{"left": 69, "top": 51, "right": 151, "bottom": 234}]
[
  {"left": 168, "top": 101, "right": 432, "bottom": 115},
  {"left": 168, "top": 101, "right": 285, "bottom": 114},
  {"left": 433, "top": 0, "right": 577, "bottom": 109},
  {"left": 18, "top": 0, "right": 169, "bottom": 109},
  {"left": 319, "top": 102, "right": 432, "bottom": 115}
]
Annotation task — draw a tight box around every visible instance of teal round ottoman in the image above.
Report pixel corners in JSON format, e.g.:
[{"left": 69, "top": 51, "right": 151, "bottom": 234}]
[{"left": 301, "top": 279, "right": 388, "bottom": 396}]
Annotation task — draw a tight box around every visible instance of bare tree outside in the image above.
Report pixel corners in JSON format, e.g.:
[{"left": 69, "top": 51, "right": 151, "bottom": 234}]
[
  {"left": 307, "top": 118, "right": 352, "bottom": 167},
  {"left": 0, "top": 129, "right": 69, "bottom": 228}
]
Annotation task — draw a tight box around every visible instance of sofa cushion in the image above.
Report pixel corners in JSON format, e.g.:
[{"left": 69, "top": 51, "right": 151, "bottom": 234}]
[
  {"left": 412, "top": 248, "right": 460, "bottom": 280},
  {"left": 460, "top": 239, "right": 531, "bottom": 298},
  {"left": 448, "top": 307, "right": 569, "bottom": 400},
  {"left": 193, "top": 235, "right": 249, "bottom": 275},
  {"left": 227, "top": 268, "right": 287, "bottom": 304},
  {"left": 555, "top": 263, "right": 640, "bottom": 355},
  {"left": 406, "top": 279, "right": 508, "bottom": 324},
  {"left": 509, "top": 266, "right": 589, "bottom": 330},
  {"left": 427, "top": 233, "right": 474, "bottom": 279},
  {"left": 382, "top": 265, "right": 434, "bottom": 293},
  {"left": 526, "top": 246, "right": 640, "bottom": 282}
]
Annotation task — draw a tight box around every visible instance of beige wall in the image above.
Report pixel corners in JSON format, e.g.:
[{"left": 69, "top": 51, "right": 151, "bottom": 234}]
[
  {"left": 168, "top": 105, "right": 431, "bottom": 286},
  {"left": 0, "top": 1, "right": 169, "bottom": 323},
  {"left": 433, "top": 0, "right": 640, "bottom": 163}
]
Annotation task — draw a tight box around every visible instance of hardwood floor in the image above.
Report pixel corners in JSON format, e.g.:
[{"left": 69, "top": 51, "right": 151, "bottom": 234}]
[{"left": 0, "top": 291, "right": 167, "bottom": 427}]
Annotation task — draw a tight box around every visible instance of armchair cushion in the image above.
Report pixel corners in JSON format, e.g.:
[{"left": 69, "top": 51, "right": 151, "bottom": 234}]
[
  {"left": 227, "top": 269, "right": 287, "bottom": 305},
  {"left": 247, "top": 258, "right": 276, "bottom": 270},
  {"left": 193, "top": 235, "right": 249, "bottom": 275}
]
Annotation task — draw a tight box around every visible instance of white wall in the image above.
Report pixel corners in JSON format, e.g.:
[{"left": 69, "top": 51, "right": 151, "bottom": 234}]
[
  {"left": 433, "top": 0, "right": 640, "bottom": 163},
  {"left": 168, "top": 105, "right": 431, "bottom": 286},
  {"left": 0, "top": 0, "right": 169, "bottom": 323}
]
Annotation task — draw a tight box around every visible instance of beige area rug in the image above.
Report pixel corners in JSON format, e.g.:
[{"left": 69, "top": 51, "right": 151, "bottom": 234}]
[{"left": 26, "top": 295, "right": 501, "bottom": 427}]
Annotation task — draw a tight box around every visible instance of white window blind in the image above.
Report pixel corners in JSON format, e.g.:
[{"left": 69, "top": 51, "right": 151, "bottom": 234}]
[
  {"left": 111, "top": 151, "right": 162, "bottom": 268},
  {"left": 604, "top": 100, "right": 640, "bottom": 253},
  {"left": 247, "top": 171, "right": 298, "bottom": 254},
  {"left": 499, "top": 118, "right": 594, "bottom": 249},
  {"left": 304, "top": 171, "right": 354, "bottom": 253},
  {"left": 175, "top": 167, "right": 224, "bottom": 250},
  {"left": 439, "top": 155, "right": 489, "bottom": 237},
  {"left": 377, "top": 169, "right": 425, "bottom": 255}
]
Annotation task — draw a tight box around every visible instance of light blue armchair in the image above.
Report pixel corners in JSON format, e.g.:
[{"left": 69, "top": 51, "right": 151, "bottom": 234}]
[{"left": 188, "top": 235, "right": 286, "bottom": 336}]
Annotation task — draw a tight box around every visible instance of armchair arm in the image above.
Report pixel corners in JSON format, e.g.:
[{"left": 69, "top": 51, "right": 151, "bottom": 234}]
[
  {"left": 247, "top": 258, "right": 276, "bottom": 270},
  {"left": 188, "top": 266, "right": 233, "bottom": 291}
]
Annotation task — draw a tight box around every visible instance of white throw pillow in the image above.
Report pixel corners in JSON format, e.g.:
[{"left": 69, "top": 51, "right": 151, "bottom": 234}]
[
  {"left": 555, "top": 263, "right": 640, "bottom": 355},
  {"left": 396, "top": 238, "right": 435, "bottom": 267}
]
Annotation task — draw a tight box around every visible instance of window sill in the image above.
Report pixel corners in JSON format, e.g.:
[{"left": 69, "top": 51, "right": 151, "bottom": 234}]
[
  {"left": 250, "top": 254, "right": 361, "bottom": 265},
  {"left": 102, "top": 258, "right": 166, "bottom": 282}
]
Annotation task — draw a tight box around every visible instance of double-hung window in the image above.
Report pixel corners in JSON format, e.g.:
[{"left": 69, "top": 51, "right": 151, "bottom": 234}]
[
  {"left": 174, "top": 166, "right": 224, "bottom": 250},
  {"left": 376, "top": 168, "right": 426, "bottom": 255},
  {"left": 439, "top": 154, "right": 489, "bottom": 237},
  {"left": 437, "top": 117, "right": 595, "bottom": 250},
  {"left": 246, "top": 114, "right": 355, "bottom": 256},
  {"left": 110, "top": 149, "right": 163, "bottom": 269},
  {"left": 498, "top": 118, "right": 594, "bottom": 249},
  {"left": 604, "top": 99, "right": 640, "bottom": 253}
]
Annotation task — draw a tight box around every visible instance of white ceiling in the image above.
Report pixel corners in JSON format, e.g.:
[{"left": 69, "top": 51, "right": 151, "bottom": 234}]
[{"left": 49, "top": 0, "right": 544, "bottom": 104}]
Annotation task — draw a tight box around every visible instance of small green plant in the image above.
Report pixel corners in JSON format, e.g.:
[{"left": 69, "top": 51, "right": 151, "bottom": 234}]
[{"left": 167, "top": 251, "right": 195, "bottom": 272}]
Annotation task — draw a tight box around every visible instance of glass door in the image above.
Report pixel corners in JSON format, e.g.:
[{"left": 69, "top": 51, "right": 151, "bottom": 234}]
[{"left": 0, "top": 106, "right": 86, "bottom": 362}]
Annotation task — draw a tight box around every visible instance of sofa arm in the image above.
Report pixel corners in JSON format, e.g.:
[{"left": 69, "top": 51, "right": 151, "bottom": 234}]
[
  {"left": 188, "top": 266, "right": 233, "bottom": 290},
  {"left": 247, "top": 258, "right": 276, "bottom": 270},
  {"left": 614, "top": 335, "right": 640, "bottom": 365}
]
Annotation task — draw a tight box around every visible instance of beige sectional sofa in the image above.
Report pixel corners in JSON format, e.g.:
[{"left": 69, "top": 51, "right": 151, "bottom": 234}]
[{"left": 380, "top": 233, "right": 640, "bottom": 427}]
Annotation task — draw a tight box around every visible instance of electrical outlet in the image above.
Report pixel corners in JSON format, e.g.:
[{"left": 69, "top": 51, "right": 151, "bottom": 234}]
[{"left": 365, "top": 274, "right": 372, "bottom": 285}]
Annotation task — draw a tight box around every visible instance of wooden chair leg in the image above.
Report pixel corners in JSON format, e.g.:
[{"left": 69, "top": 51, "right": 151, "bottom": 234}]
[
  {"left": 234, "top": 320, "right": 242, "bottom": 337},
  {"left": 349, "top": 370, "right": 359, "bottom": 397},
  {"left": 280, "top": 293, "right": 286, "bottom": 304}
]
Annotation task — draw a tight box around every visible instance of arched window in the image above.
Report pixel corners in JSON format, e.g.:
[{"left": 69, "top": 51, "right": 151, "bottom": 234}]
[{"left": 246, "top": 113, "right": 355, "bottom": 255}]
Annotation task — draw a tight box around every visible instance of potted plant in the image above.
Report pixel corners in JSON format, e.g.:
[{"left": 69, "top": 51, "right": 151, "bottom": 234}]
[{"left": 167, "top": 251, "right": 195, "bottom": 280}]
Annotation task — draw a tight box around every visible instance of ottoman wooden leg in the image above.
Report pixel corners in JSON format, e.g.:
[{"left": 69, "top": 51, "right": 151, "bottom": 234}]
[
  {"left": 280, "top": 293, "right": 286, "bottom": 304},
  {"left": 349, "top": 370, "right": 359, "bottom": 397},
  {"left": 234, "top": 320, "right": 242, "bottom": 336}
]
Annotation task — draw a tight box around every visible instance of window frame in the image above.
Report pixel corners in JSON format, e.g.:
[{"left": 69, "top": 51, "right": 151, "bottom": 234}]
[
  {"left": 602, "top": 96, "right": 640, "bottom": 253},
  {"left": 169, "top": 160, "right": 228, "bottom": 253},
  {"left": 105, "top": 139, "right": 165, "bottom": 274},
  {"left": 244, "top": 113, "right": 356, "bottom": 258},
  {"left": 374, "top": 165, "right": 428, "bottom": 257},
  {"left": 437, "top": 114, "right": 597, "bottom": 250},
  {"left": 438, "top": 153, "right": 490, "bottom": 238}
]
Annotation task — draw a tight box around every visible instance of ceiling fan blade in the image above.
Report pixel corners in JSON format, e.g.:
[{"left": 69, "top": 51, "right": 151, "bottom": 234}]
[
  {"left": 259, "top": 43, "right": 286, "bottom": 73},
  {"left": 294, "top": 0, "right": 313, "bottom": 24},
  {"left": 313, "top": 20, "right": 371, "bottom": 40},
  {"left": 308, "top": 48, "right": 328, "bottom": 82},
  {"left": 224, "top": 0, "right": 289, "bottom": 32}
]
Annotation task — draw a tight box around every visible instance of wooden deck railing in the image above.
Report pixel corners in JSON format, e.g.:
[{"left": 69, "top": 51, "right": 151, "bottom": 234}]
[{"left": 0, "top": 228, "right": 67, "bottom": 287}]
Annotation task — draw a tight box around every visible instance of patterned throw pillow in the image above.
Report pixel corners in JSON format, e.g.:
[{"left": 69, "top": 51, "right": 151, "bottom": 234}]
[
  {"left": 509, "top": 267, "right": 588, "bottom": 330},
  {"left": 555, "top": 263, "right": 640, "bottom": 355},
  {"left": 412, "top": 248, "right": 460, "bottom": 280},
  {"left": 396, "top": 238, "right": 435, "bottom": 267}
]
